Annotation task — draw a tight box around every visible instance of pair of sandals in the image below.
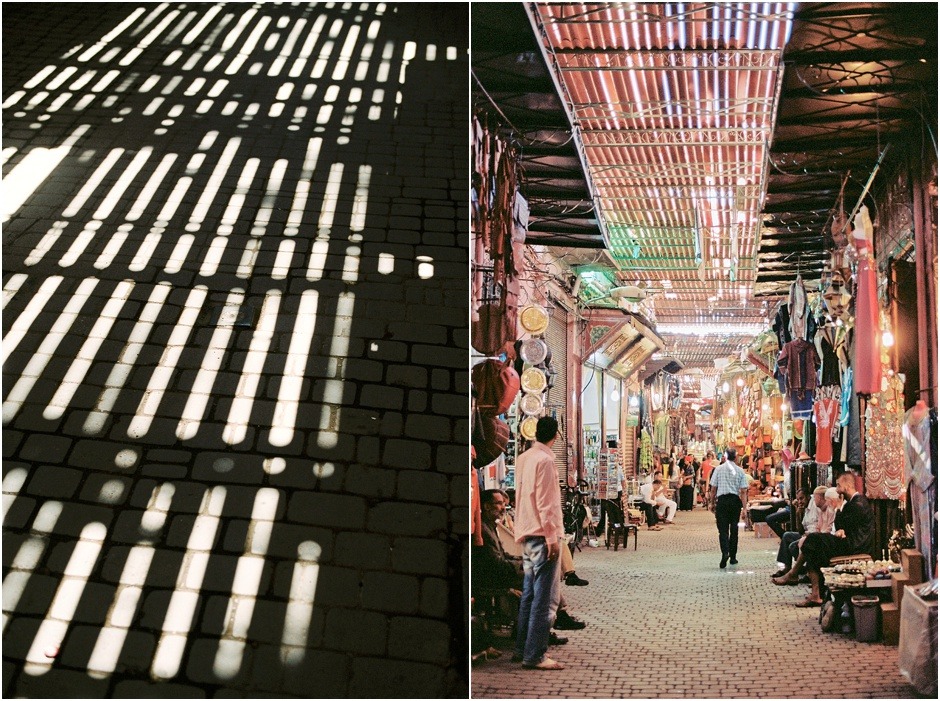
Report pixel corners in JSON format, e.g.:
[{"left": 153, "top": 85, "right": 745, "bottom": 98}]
[{"left": 647, "top": 525, "right": 663, "bottom": 531}]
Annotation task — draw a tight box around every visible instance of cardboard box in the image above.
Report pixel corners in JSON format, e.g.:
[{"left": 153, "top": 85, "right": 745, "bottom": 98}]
[
  {"left": 881, "top": 602, "right": 900, "bottom": 645},
  {"left": 901, "top": 549, "right": 926, "bottom": 584},
  {"left": 891, "top": 571, "right": 911, "bottom": 607}
]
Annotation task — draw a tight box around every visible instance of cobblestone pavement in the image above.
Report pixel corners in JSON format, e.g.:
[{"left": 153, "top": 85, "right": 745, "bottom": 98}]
[
  {"left": 472, "top": 509, "right": 919, "bottom": 699},
  {"left": 3, "top": 3, "right": 468, "bottom": 697}
]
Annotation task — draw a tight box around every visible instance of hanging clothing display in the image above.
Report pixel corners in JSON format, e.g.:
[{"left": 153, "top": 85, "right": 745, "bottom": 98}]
[
  {"left": 864, "top": 374, "right": 906, "bottom": 500},
  {"left": 778, "top": 338, "right": 820, "bottom": 420},
  {"left": 639, "top": 429, "right": 654, "bottom": 474},
  {"left": 902, "top": 407, "right": 937, "bottom": 579},
  {"left": 814, "top": 386, "right": 841, "bottom": 465},
  {"left": 815, "top": 326, "right": 842, "bottom": 387},
  {"left": 653, "top": 413, "right": 671, "bottom": 451},
  {"left": 851, "top": 207, "right": 882, "bottom": 395},
  {"left": 789, "top": 276, "right": 809, "bottom": 340}
]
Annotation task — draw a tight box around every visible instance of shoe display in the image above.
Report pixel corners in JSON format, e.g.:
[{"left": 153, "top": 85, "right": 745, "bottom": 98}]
[{"left": 565, "top": 573, "right": 589, "bottom": 586}]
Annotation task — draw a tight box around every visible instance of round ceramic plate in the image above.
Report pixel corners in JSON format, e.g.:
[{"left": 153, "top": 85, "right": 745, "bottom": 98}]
[
  {"left": 519, "top": 306, "right": 549, "bottom": 335},
  {"left": 520, "top": 367, "right": 547, "bottom": 393},
  {"left": 520, "top": 416, "right": 538, "bottom": 440},
  {"left": 519, "top": 338, "right": 548, "bottom": 365},
  {"left": 519, "top": 392, "right": 543, "bottom": 416}
]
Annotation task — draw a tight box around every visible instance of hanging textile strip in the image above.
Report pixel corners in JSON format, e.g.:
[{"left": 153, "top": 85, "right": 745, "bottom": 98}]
[{"left": 864, "top": 374, "right": 906, "bottom": 500}]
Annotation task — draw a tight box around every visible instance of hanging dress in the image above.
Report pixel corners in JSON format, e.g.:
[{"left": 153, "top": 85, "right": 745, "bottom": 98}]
[{"left": 851, "top": 207, "right": 882, "bottom": 395}]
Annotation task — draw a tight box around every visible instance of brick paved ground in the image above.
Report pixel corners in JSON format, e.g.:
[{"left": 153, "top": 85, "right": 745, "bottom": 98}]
[
  {"left": 3, "top": 3, "right": 467, "bottom": 697},
  {"left": 472, "top": 509, "right": 920, "bottom": 699}
]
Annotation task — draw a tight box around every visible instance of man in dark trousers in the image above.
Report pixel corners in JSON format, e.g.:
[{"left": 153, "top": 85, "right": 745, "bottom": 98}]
[
  {"left": 513, "top": 417, "right": 566, "bottom": 670},
  {"left": 709, "top": 448, "right": 750, "bottom": 569},
  {"left": 795, "top": 471, "right": 875, "bottom": 607}
]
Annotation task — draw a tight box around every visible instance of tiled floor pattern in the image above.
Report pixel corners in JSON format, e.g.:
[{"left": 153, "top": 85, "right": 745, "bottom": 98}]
[{"left": 472, "top": 509, "right": 918, "bottom": 699}]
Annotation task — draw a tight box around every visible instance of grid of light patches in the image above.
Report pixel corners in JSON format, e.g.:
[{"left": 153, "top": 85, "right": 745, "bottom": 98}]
[{"left": 2, "top": 2, "right": 457, "bottom": 684}]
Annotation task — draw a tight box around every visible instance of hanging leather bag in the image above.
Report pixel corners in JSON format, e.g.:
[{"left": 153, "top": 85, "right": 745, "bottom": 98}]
[{"left": 472, "top": 358, "right": 520, "bottom": 417}]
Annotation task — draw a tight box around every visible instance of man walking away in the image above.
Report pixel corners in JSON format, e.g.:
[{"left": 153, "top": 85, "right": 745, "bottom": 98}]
[
  {"left": 513, "top": 417, "right": 566, "bottom": 670},
  {"left": 709, "top": 447, "right": 749, "bottom": 569}
]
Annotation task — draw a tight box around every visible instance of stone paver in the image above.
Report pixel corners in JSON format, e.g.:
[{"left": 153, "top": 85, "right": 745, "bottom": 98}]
[
  {"left": 472, "top": 510, "right": 919, "bottom": 699},
  {"left": 3, "top": 3, "right": 467, "bottom": 697}
]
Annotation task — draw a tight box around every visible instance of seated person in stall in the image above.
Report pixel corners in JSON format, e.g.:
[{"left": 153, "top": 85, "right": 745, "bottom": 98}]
[
  {"left": 771, "top": 487, "right": 835, "bottom": 575},
  {"left": 473, "top": 490, "right": 587, "bottom": 635},
  {"left": 638, "top": 477, "right": 664, "bottom": 531},
  {"left": 496, "top": 489, "right": 588, "bottom": 587},
  {"left": 652, "top": 478, "right": 678, "bottom": 524},
  {"left": 772, "top": 487, "right": 840, "bottom": 583},
  {"left": 777, "top": 473, "right": 874, "bottom": 606}
]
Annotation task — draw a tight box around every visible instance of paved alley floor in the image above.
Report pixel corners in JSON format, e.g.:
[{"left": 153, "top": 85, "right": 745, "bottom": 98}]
[
  {"left": 3, "top": 4, "right": 467, "bottom": 697},
  {"left": 472, "top": 509, "right": 918, "bottom": 700}
]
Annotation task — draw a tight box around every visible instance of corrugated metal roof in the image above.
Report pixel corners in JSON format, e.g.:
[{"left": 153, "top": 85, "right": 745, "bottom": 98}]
[{"left": 529, "top": 2, "right": 795, "bottom": 327}]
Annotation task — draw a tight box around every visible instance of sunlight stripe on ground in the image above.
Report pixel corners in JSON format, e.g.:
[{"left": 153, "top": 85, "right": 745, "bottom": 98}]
[
  {"left": 44, "top": 280, "right": 135, "bottom": 421},
  {"left": 1, "top": 276, "right": 62, "bottom": 362},
  {"left": 2, "top": 502, "right": 63, "bottom": 634},
  {"left": 151, "top": 486, "right": 226, "bottom": 681},
  {"left": 212, "top": 488, "right": 279, "bottom": 679},
  {"left": 3, "top": 277, "right": 98, "bottom": 425},
  {"left": 84, "top": 282, "right": 171, "bottom": 435},
  {"left": 87, "top": 483, "right": 174, "bottom": 679},
  {"left": 23, "top": 521, "right": 107, "bottom": 675},
  {"left": 176, "top": 288, "right": 244, "bottom": 440},
  {"left": 280, "top": 541, "right": 322, "bottom": 666},
  {"left": 127, "top": 286, "right": 207, "bottom": 438},
  {"left": 269, "top": 289, "right": 318, "bottom": 447}
]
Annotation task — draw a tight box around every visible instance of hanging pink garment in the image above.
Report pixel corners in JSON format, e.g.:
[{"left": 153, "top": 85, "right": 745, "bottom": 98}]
[{"left": 852, "top": 207, "right": 882, "bottom": 395}]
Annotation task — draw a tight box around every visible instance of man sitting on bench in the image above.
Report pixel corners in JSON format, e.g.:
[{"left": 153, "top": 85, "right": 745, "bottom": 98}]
[{"left": 786, "top": 472, "right": 874, "bottom": 607}]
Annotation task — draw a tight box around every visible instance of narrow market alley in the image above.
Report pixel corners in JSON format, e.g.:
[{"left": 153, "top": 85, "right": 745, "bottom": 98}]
[
  {"left": 3, "top": 3, "right": 468, "bottom": 698},
  {"left": 472, "top": 510, "right": 915, "bottom": 700}
]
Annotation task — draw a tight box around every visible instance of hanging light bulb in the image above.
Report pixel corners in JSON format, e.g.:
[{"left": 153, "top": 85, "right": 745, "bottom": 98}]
[
  {"left": 611, "top": 390, "right": 620, "bottom": 402},
  {"left": 882, "top": 330, "right": 895, "bottom": 348},
  {"left": 722, "top": 382, "right": 730, "bottom": 393},
  {"left": 629, "top": 396, "right": 639, "bottom": 408},
  {"left": 728, "top": 407, "right": 736, "bottom": 417},
  {"left": 762, "top": 403, "right": 770, "bottom": 412},
  {"left": 736, "top": 377, "right": 745, "bottom": 388},
  {"left": 773, "top": 422, "right": 780, "bottom": 431}
]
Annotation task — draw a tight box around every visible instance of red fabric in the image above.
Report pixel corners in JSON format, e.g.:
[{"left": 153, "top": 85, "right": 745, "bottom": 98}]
[
  {"left": 471, "top": 468, "right": 483, "bottom": 547},
  {"left": 853, "top": 252, "right": 882, "bottom": 395},
  {"left": 814, "top": 398, "right": 839, "bottom": 465}
]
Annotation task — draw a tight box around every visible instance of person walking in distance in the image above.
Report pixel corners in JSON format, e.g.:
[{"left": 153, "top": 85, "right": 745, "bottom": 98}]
[
  {"left": 709, "top": 447, "right": 750, "bottom": 569},
  {"left": 513, "top": 416, "right": 566, "bottom": 670}
]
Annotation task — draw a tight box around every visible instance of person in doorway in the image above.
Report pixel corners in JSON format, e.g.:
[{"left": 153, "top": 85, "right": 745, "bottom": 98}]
[
  {"left": 709, "top": 447, "right": 750, "bottom": 568},
  {"left": 786, "top": 472, "right": 875, "bottom": 607},
  {"left": 513, "top": 417, "right": 567, "bottom": 670}
]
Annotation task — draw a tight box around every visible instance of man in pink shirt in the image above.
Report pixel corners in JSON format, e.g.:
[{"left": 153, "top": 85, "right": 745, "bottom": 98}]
[{"left": 513, "top": 416, "right": 566, "bottom": 670}]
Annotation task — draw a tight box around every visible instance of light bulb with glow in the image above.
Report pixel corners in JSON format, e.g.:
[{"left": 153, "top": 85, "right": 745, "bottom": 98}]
[
  {"left": 728, "top": 408, "right": 736, "bottom": 417},
  {"left": 773, "top": 422, "right": 780, "bottom": 431},
  {"left": 722, "top": 382, "right": 730, "bottom": 393},
  {"left": 629, "top": 396, "right": 639, "bottom": 408},
  {"left": 610, "top": 390, "right": 620, "bottom": 402},
  {"left": 882, "top": 330, "right": 894, "bottom": 348},
  {"left": 736, "top": 377, "right": 745, "bottom": 387}
]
